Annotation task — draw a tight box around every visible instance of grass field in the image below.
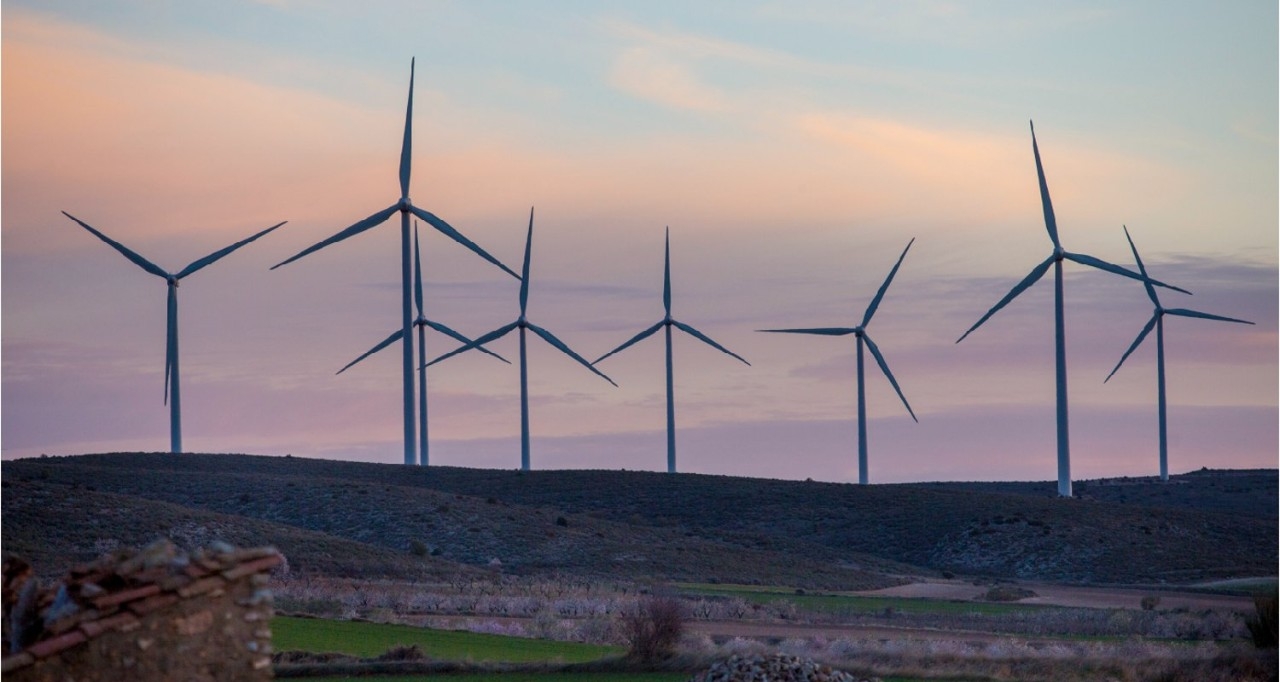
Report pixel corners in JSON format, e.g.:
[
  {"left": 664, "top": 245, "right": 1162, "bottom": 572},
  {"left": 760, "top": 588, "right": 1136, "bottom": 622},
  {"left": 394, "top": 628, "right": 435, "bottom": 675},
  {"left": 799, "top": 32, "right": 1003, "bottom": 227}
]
[
  {"left": 272, "top": 616, "right": 622, "bottom": 662},
  {"left": 676, "top": 583, "right": 1043, "bottom": 616},
  {"left": 304, "top": 672, "right": 943, "bottom": 682},
  {"left": 307, "top": 670, "right": 691, "bottom": 675}
]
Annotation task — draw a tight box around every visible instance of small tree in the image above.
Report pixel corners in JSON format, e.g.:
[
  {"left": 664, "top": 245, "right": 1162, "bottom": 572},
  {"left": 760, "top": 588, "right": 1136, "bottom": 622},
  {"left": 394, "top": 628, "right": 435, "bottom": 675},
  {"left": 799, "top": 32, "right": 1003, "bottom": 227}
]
[
  {"left": 621, "top": 595, "right": 685, "bottom": 661},
  {"left": 1245, "top": 593, "right": 1277, "bottom": 649}
]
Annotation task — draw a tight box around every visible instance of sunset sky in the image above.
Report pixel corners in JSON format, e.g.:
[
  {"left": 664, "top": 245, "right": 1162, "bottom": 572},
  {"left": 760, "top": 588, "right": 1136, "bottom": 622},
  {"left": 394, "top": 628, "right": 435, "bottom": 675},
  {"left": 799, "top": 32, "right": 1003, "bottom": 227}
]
[{"left": 3, "top": 1, "right": 1276, "bottom": 483}]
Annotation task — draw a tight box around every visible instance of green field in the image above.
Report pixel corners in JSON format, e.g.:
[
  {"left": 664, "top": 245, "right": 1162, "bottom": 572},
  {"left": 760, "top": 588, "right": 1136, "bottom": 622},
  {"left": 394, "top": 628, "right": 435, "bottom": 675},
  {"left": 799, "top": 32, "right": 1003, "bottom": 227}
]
[
  {"left": 272, "top": 616, "right": 622, "bottom": 662},
  {"left": 675, "top": 583, "right": 1044, "bottom": 615},
  {"left": 309, "top": 670, "right": 691, "bottom": 675}
]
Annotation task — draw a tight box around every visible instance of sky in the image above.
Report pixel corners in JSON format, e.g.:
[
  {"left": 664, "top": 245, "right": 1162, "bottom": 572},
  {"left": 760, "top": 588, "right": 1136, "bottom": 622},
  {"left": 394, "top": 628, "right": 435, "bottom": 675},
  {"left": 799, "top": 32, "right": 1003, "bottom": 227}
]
[{"left": 3, "top": 1, "right": 1276, "bottom": 484}]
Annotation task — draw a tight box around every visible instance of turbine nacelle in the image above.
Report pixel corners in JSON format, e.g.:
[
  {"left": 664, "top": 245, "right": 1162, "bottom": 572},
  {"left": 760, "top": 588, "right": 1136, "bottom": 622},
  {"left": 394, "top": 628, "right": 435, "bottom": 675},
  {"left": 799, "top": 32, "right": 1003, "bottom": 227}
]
[{"left": 398, "top": 197, "right": 413, "bottom": 212}]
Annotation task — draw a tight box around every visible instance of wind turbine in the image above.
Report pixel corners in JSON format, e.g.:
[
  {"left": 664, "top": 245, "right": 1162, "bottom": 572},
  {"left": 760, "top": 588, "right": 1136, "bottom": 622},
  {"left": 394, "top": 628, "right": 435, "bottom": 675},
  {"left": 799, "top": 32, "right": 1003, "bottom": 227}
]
[
  {"left": 62, "top": 212, "right": 286, "bottom": 453},
  {"left": 336, "top": 223, "right": 510, "bottom": 465},
  {"left": 1105, "top": 226, "right": 1253, "bottom": 481},
  {"left": 426, "top": 208, "right": 616, "bottom": 471},
  {"left": 956, "top": 122, "right": 1188, "bottom": 497},
  {"left": 758, "top": 239, "right": 917, "bottom": 485},
  {"left": 271, "top": 58, "right": 518, "bottom": 466},
  {"left": 593, "top": 228, "right": 750, "bottom": 474}
]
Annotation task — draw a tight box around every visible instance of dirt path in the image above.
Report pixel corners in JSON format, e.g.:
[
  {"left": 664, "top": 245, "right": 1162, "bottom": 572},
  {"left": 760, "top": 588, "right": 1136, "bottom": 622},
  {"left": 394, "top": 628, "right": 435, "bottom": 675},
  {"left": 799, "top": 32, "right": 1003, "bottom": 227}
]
[
  {"left": 853, "top": 580, "right": 1255, "bottom": 612},
  {"left": 688, "top": 620, "right": 1020, "bottom": 644}
]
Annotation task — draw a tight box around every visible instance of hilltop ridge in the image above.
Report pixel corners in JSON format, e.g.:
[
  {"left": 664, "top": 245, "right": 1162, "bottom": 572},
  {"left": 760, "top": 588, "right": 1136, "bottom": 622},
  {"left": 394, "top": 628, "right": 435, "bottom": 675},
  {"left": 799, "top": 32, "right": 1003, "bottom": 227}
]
[{"left": 3, "top": 453, "right": 1274, "bottom": 587}]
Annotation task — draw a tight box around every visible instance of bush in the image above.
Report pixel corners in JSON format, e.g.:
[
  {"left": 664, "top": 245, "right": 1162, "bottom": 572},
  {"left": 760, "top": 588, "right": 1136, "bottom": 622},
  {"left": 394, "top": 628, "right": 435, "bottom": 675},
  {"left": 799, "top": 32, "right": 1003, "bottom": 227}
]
[
  {"left": 376, "top": 644, "right": 427, "bottom": 661},
  {"left": 1141, "top": 595, "right": 1161, "bottom": 611},
  {"left": 1245, "top": 593, "right": 1277, "bottom": 649},
  {"left": 621, "top": 596, "right": 685, "bottom": 661},
  {"left": 982, "top": 585, "right": 1038, "bottom": 602},
  {"left": 409, "top": 540, "right": 429, "bottom": 557}
]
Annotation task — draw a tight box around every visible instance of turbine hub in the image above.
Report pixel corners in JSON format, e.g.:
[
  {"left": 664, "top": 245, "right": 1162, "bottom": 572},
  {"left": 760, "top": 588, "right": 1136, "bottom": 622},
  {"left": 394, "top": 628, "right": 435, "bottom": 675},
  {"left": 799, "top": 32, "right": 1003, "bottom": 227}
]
[
  {"left": 1053, "top": 245, "right": 1065, "bottom": 260},
  {"left": 853, "top": 326, "right": 864, "bottom": 336},
  {"left": 399, "top": 197, "right": 412, "bottom": 212},
  {"left": 167, "top": 276, "right": 179, "bottom": 287}
]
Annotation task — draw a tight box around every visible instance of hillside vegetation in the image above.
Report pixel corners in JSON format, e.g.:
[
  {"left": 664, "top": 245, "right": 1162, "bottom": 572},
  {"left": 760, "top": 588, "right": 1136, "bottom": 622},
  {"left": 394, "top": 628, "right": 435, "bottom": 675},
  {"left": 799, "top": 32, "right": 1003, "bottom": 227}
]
[{"left": 3, "top": 453, "right": 1274, "bottom": 586}]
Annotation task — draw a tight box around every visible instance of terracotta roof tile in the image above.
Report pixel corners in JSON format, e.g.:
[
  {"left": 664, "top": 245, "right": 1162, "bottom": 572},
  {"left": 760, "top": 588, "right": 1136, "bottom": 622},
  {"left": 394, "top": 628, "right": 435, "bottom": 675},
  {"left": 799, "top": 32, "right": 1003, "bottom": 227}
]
[
  {"left": 24, "top": 630, "right": 86, "bottom": 659},
  {"left": 125, "top": 593, "right": 180, "bottom": 616},
  {"left": 221, "top": 555, "right": 284, "bottom": 581},
  {"left": 91, "top": 583, "right": 160, "bottom": 609}
]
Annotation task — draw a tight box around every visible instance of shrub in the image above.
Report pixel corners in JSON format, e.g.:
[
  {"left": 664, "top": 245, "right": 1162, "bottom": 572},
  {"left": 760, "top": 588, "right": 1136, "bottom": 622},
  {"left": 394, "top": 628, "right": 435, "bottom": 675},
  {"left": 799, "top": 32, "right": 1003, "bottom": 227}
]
[
  {"left": 1141, "top": 595, "right": 1161, "bottom": 611},
  {"left": 621, "top": 595, "right": 685, "bottom": 661},
  {"left": 982, "top": 585, "right": 1038, "bottom": 602},
  {"left": 377, "top": 644, "right": 427, "bottom": 661},
  {"left": 1245, "top": 593, "right": 1277, "bottom": 649},
  {"left": 409, "top": 540, "right": 429, "bottom": 557}
]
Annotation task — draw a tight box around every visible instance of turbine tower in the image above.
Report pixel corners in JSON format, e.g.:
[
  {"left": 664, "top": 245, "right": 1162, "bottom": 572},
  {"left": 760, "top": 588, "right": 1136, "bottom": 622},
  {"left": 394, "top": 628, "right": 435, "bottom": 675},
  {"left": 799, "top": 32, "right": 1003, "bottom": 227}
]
[
  {"left": 62, "top": 212, "right": 285, "bottom": 453},
  {"left": 956, "top": 122, "right": 1187, "bottom": 497},
  {"left": 336, "top": 223, "right": 510, "bottom": 465},
  {"left": 593, "top": 228, "right": 750, "bottom": 474},
  {"left": 1105, "top": 226, "right": 1254, "bottom": 481},
  {"left": 759, "top": 239, "right": 917, "bottom": 485},
  {"left": 272, "top": 58, "right": 518, "bottom": 466},
  {"left": 426, "top": 208, "right": 616, "bottom": 470}
]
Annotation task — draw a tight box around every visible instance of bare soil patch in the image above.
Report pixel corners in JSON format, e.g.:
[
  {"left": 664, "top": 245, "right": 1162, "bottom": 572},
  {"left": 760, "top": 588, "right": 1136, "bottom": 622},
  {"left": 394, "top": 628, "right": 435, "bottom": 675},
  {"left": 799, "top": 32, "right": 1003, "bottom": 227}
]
[{"left": 856, "top": 580, "right": 1256, "bottom": 612}]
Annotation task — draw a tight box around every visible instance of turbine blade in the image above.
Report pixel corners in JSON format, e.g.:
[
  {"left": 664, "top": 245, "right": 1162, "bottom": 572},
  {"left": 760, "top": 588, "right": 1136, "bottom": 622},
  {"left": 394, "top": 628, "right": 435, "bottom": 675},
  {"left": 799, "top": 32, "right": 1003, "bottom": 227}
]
[
  {"left": 1030, "top": 121, "right": 1061, "bottom": 249},
  {"left": 664, "top": 227, "right": 672, "bottom": 316},
  {"left": 164, "top": 286, "right": 177, "bottom": 405},
  {"left": 757, "top": 327, "right": 857, "bottom": 336},
  {"left": 673, "top": 320, "right": 750, "bottom": 366},
  {"left": 594, "top": 321, "right": 664, "bottom": 364},
  {"left": 526, "top": 322, "right": 618, "bottom": 386},
  {"left": 863, "top": 333, "right": 917, "bottom": 422},
  {"left": 862, "top": 237, "right": 915, "bottom": 327},
  {"left": 336, "top": 329, "right": 404, "bottom": 375},
  {"left": 1104, "top": 315, "right": 1157, "bottom": 382},
  {"left": 1063, "top": 251, "right": 1192, "bottom": 294},
  {"left": 400, "top": 57, "right": 414, "bottom": 198},
  {"left": 1165, "top": 308, "right": 1255, "bottom": 325},
  {"left": 409, "top": 205, "right": 520, "bottom": 280},
  {"left": 62, "top": 212, "right": 169, "bottom": 279},
  {"left": 425, "top": 321, "right": 518, "bottom": 368},
  {"left": 520, "top": 208, "right": 534, "bottom": 313},
  {"left": 272, "top": 204, "right": 397, "bottom": 269},
  {"left": 178, "top": 221, "right": 287, "bottom": 279},
  {"left": 956, "top": 255, "right": 1054, "bottom": 343},
  {"left": 413, "top": 222, "right": 424, "bottom": 317},
  {"left": 1122, "top": 225, "right": 1160, "bottom": 306},
  {"left": 422, "top": 319, "right": 512, "bottom": 363}
]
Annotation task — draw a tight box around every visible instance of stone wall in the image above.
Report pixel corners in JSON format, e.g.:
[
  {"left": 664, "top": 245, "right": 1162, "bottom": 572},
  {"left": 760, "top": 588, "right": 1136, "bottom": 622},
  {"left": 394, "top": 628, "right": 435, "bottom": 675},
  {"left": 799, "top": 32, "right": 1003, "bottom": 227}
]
[{"left": 3, "top": 541, "right": 282, "bottom": 682}]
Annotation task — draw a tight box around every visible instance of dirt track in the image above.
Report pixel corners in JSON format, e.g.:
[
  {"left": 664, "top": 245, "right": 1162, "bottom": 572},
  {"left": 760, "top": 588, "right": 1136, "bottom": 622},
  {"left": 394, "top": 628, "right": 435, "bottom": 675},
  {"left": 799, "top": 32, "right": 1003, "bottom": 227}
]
[
  {"left": 688, "top": 620, "right": 1019, "bottom": 643},
  {"left": 854, "top": 580, "right": 1256, "bottom": 612}
]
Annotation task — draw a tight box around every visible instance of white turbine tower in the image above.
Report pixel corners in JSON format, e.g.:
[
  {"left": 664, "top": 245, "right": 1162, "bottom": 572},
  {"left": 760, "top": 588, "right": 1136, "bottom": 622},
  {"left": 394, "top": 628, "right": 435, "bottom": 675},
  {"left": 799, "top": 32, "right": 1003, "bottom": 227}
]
[
  {"left": 62, "top": 212, "right": 286, "bottom": 453},
  {"left": 336, "top": 223, "right": 509, "bottom": 465},
  {"left": 1105, "top": 226, "right": 1254, "bottom": 481},
  {"left": 426, "top": 209, "right": 616, "bottom": 470},
  {"left": 593, "top": 228, "right": 750, "bottom": 474},
  {"left": 956, "top": 122, "right": 1188, "bottom": 497},
  {"left": 271, "top": 59, "right": 518, "bottom": 466},
  {"left": 759, "top": 239, "right": 917, "bottom": 485}
]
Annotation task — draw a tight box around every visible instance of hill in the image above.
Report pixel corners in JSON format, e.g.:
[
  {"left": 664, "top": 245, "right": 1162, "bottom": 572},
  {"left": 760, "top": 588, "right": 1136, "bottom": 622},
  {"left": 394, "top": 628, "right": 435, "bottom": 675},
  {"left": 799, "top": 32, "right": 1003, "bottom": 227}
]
[{"left": 3, "top": 453, "right": 1275, "bottom": 586}]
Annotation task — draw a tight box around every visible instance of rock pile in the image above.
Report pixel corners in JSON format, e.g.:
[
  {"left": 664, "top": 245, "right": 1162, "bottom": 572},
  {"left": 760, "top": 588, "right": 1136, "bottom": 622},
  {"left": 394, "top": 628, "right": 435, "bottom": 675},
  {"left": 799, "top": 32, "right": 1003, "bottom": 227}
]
[{"left": 687, "top": 654, "right": 878, "bottom": 682}]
